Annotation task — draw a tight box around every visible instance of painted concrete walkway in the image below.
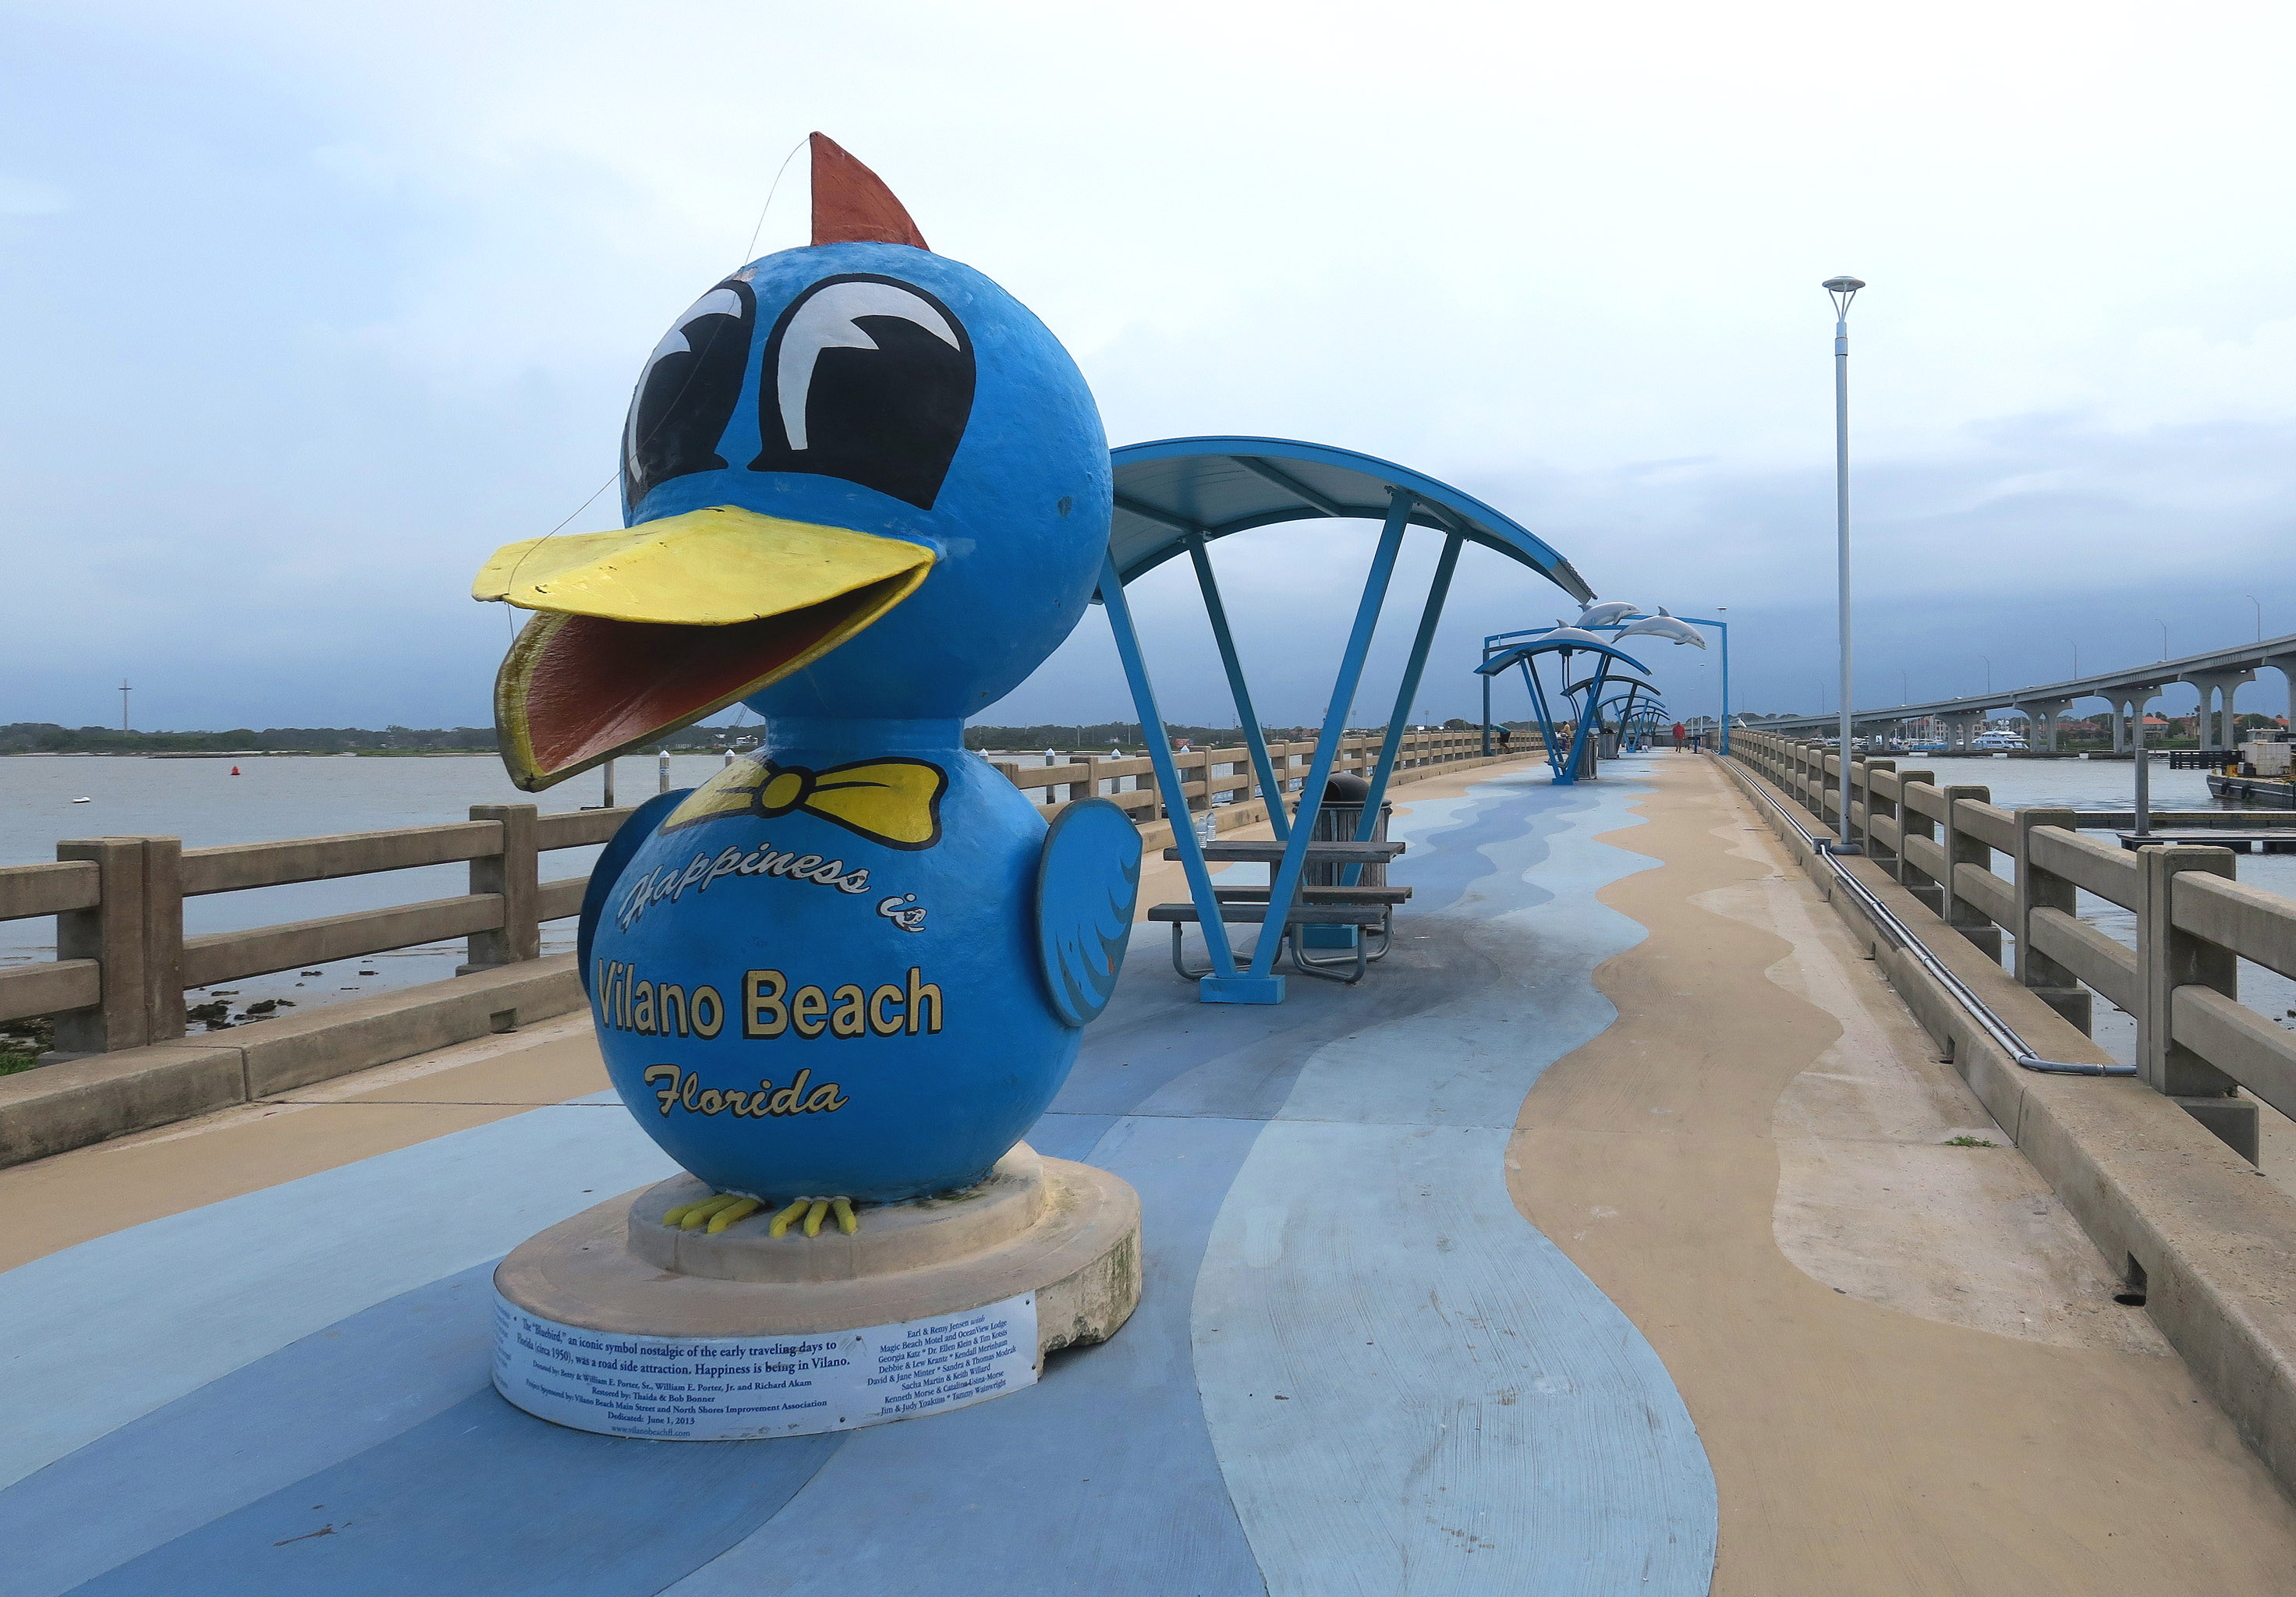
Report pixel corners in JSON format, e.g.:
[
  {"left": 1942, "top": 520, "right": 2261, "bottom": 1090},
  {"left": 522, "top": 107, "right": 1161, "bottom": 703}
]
[{"left": 4, "top": 755, "right": 2294, "bottom": 1594}]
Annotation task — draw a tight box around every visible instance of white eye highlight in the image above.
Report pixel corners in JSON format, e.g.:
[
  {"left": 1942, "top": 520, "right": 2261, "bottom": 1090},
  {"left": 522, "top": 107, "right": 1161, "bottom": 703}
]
[
  {"left": 776, "top": 281, "right": 959, "bottom": 452},
  {"left": 641, "top": 286, "right": 746, "bottom": 371},
  {"left": 624, "top": 286, "right": 749, "bottom": 481}
]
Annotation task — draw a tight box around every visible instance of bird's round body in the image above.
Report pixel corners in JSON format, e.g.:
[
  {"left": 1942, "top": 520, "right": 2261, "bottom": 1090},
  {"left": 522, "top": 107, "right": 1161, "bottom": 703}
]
[
  {"left": 589, "top": 720, "right": 1076, "bottom": 1204},
  {"left": 480, "top": 136, "right": 1139, "bottom": 1217}
]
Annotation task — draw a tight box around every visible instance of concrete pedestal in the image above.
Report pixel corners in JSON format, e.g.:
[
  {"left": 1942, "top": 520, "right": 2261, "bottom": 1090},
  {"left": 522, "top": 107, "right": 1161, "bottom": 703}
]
[{"left": 493, "top": 1142, "right": 1139, "bottom": 1440}]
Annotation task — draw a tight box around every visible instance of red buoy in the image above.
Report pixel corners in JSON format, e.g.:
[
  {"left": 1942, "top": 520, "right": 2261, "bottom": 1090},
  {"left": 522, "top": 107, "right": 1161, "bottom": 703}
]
[{"left": 230, "top": 766, "right": 241, "bottom": 776}]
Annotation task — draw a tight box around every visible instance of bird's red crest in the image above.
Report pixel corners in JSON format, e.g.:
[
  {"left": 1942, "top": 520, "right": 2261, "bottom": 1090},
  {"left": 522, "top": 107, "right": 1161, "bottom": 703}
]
[{"left": 810, "top": 133, "right": 929, "bottom": 251}]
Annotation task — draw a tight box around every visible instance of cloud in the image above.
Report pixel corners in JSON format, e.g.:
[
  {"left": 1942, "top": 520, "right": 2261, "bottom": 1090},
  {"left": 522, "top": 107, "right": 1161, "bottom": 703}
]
[{"left": 5, "top": 0, "right": 2296, "bottom": 734}]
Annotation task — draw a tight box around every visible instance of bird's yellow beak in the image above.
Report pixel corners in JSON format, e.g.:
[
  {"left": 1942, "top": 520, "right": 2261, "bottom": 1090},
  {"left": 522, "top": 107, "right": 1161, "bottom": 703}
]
[{"left": 473, "top": 505, "right": 934, "bottom": 791}]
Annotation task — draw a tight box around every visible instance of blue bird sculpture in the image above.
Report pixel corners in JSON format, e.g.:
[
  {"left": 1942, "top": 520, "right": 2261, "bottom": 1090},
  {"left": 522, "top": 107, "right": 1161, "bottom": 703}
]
[{"left": 473, "top": 135, "right": 1139, "bottom": 1235}]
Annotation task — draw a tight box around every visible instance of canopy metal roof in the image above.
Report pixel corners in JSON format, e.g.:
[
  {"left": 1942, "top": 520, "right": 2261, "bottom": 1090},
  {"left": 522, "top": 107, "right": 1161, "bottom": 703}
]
[
  {"left": 1476, "top": 639, "right": 1649, "bottom": 678},
  {"left": 1564, "top": 675, "right": 1658, "bottom": 698},
  {"left": 1110, "top": 437, "right": 1595, "bottom": 604}
]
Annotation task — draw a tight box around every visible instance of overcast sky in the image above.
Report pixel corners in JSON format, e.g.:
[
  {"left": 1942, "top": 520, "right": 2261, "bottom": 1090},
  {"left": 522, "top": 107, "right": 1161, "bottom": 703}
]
[{"left": 7, "top": 0, "right": 2295, "bottom": 733}]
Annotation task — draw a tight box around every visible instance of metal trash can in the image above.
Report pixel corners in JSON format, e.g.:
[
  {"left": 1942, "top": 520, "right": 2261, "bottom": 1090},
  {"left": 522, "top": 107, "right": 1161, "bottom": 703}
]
[{"left": 1295, "top": 773, "right": 1390, "bottom": 948}]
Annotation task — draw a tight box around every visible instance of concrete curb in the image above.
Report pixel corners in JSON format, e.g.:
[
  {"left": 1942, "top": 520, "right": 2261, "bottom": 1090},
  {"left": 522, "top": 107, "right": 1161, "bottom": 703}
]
[
  {"left": 0, "top": 955, "right": 583, "bottom": 1168},
  {"left": 1719, "top": 755, "right": 2296, "bottom": 1503}
]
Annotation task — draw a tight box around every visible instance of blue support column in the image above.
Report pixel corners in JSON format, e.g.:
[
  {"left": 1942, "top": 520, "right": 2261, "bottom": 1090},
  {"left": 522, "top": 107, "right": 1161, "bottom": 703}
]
[
  {"left": 1185, "top": 534, "right": 1289, "bottom": 841},
  {"left": 1520, "top": 660, "right": 1564, "bottom": 777},
  {"left": 1249, "top": 491, "right": 1413, "bottom": 981},
  {"left": 1096, "top": 552, "right": 1267, "bottom": 1000},
  {"left": 1336, "top": 531, "right": 1463, "bottom": 898},
  {"left": 1481, "top": 645, "right": 1493, "bottom": 757},
  {"left": 1358, "top": 531, "right": 1463, "bottom": 834},
  {"left": 1557, "top": 657, "right": 1612, "bottom": 781}
]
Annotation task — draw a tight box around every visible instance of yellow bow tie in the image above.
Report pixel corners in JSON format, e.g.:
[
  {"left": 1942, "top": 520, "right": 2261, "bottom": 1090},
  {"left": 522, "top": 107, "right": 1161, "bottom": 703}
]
[{"left": 663, "top": 756, "right": 948, "bottom": 850}]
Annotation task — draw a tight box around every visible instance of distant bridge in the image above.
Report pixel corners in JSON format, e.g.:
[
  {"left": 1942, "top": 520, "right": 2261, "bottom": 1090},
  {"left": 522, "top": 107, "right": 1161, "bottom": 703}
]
[{"left": 1755, "top": 631, "right": 2296, "bottom": 749}]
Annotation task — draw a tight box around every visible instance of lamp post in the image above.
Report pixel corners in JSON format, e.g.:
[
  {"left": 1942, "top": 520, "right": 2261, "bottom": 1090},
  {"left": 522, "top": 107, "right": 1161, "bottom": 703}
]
[
  {"left": 2248, "top": 594, "right": 2262, "bottom": 643},
  {"left": 1824, "top": 274, "right": 1865, "bottom": 851}
]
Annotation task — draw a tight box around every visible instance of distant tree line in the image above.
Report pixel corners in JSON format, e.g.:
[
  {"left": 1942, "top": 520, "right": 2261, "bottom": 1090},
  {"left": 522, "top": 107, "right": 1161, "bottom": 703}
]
[
  {"left": 4, "top": 716, "right": 1525, "bottom": 759},
  {"left": 0, "top": 723, "right": 747, "bottom": 756},
  {"left": 962, "top": 718, "right": 1514, "bottom": 752}
]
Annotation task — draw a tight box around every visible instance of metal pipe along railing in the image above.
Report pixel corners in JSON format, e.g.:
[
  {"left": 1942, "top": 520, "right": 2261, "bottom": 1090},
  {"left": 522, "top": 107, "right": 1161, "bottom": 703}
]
[{"left": 1734, "top": 758, "right": 2138, "bottom": 1078}]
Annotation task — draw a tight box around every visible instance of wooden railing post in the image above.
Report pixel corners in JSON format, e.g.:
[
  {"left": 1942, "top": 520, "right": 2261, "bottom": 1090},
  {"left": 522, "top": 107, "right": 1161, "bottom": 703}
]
[
  {"left": 2014, "top": 808, "right": 2091, "bottom": 1032},
  {"left": 1880, "top": 767, "right": 1925, "bottom": 880},
  {"left": 54, "top": 837, "right": 151, "bottom": 1053},
  {"left": 1856, "top": 759, "right": 1894, "bottom": 856},
  {"left": 2138, "top": 843, "right": 2257, "bottom": 1160},
  {"left": 143, "top": 838, "right": 185, "bottom": 1043},
  {"left": 1901, "top": 775, "right": 1937, "bottom": 908},
  {"left": 462, "top": 804, "right": 539, "bottom": 971},
  {"left": 1940, "top": 788, "right": 2003, "bottom": 961}
]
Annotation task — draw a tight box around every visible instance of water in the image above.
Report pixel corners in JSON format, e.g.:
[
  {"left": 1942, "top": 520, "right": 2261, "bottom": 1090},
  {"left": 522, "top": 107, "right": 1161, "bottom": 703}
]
[
  {"left": 0, "top": 753, "right": 739, "bottom": 1022},
  {"left": 1901, "top": 755, "right": 2296, "bottom": 1070}
]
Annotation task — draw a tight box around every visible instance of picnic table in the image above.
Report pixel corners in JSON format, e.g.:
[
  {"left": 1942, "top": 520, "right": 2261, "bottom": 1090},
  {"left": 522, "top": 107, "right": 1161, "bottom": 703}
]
[{"left": 1150, "top": 840, "right": 1411, "bottom": 983}]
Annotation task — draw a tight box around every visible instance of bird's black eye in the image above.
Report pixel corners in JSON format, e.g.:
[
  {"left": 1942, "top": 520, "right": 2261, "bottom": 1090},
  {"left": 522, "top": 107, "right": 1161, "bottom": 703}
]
[
  {"left": 623, "top": 278, "right": 756, "bottom": 513},
  {"left": 750, "top": 274, "right": 975, "bottom": 510}
]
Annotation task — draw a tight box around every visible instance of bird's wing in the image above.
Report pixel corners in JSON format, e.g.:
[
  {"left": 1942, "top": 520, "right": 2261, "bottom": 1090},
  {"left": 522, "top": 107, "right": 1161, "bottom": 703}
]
[
  {"left": 577, "top": 788, "right": 694, "bottom": 993},
  {"left": 1034, "top": 798, "right": 1143, "bottom": 1029}
]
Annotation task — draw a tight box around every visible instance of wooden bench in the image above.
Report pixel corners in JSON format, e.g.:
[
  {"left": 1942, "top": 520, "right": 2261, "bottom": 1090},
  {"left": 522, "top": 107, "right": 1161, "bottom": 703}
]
[
  {"left": 1148, "top": 903, "right": 1391, "bottom": 926},
  {"left": 1163, "top": 840, "right": 1406, "bottom": 864},
  {"left": 1148, "top": 900, "right": 1390, "bottom": 984},
  {"left": 1153, "top": 838, "right": 1412, "bottom": 983},
  {"left": 1209, "top": 885, "right": 1410, "bottom": 905}
]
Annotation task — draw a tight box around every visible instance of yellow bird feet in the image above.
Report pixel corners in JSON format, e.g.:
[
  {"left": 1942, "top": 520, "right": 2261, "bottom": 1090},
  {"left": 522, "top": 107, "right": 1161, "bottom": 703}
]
[{"left": 660, "top": 1193, "right": 858, "bottom": 1237}]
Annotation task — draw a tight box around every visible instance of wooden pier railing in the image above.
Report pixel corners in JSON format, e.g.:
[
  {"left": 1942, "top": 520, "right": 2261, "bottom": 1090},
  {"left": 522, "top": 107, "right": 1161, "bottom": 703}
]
[
  {"left": 1731, "top": 728, "right": 2296, "bottom": 1156},
  {"left": 0, "top": 728, "right": 1502, "bottom": 1054}
]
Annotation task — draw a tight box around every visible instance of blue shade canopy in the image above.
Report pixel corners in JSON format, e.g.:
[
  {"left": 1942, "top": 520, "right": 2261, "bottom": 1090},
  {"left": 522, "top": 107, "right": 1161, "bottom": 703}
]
[
  {"left": 1110, "top": 437, "right": 1595, "bottom": 603},
  {"left": 1564, "top": 674, "right": 1658, "bottom": 698},
  {"left": 1477, "top": 639, "right": 1649, "bottom": 678}
]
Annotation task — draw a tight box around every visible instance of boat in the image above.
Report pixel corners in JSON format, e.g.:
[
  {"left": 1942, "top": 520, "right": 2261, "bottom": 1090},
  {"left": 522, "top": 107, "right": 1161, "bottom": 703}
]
[
  {"left": 2206, "top": 738, "right": 2296, "bottom": 806},
  {"left": 1970, "top": 730, "right": 2027, "bottom": 752},
  {"left": 2209, "top": 772, "right": 2296, "bottom": 809}
]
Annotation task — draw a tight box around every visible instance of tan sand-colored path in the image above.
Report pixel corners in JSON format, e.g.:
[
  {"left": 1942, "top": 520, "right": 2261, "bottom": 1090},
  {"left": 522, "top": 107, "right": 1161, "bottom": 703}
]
[{"left": 1507, "top": 754, "right": 2296, "bottom": 1593}]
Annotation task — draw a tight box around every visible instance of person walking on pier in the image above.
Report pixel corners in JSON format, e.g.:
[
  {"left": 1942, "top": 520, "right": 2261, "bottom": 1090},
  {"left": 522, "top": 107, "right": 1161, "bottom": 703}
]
[{"left": 1671, "top": 721, "right": 1686, "bottom": 752}]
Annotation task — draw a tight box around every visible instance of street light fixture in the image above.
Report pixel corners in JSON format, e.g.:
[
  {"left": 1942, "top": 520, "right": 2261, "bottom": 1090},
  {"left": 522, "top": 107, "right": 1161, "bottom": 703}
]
[
  {"left": 2248, "top": 594, "right": 2262, "bottom": 642},
  {"left": 1824, "top": 274, "right": 1865, "bottom": 850}
]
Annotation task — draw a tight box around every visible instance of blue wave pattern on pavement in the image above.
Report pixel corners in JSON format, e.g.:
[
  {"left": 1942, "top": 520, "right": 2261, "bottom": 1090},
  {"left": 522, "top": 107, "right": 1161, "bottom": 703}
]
[{"left": 2, "top": 761, "right": 1715, "bottom": 1597}]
